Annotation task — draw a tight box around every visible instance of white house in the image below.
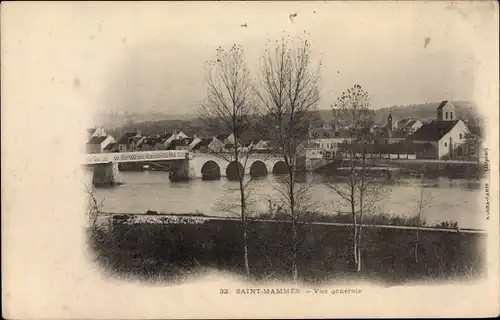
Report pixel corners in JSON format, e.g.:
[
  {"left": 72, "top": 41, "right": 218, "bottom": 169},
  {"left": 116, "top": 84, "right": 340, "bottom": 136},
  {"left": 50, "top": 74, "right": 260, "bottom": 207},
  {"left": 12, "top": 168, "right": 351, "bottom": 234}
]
[
  {"left": 310, "top": 130, "right": 353, "bottom": 159},
  {"left": 407, "top": 101, "right": 469, "bottom": 159}
]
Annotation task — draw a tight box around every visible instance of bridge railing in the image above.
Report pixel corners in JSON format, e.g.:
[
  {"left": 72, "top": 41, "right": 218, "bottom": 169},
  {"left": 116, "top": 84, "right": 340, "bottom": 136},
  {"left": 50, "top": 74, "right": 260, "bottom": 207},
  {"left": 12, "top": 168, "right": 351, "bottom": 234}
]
[{"left": 84, "top": 150, "right": 189, "bottom": 164}]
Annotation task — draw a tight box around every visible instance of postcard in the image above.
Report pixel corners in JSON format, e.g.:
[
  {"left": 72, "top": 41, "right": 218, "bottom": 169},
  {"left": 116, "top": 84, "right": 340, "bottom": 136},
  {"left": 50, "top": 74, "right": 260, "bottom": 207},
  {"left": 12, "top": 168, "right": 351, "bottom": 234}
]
[{"left": 2, "top": 1, "right": 499, "bottom": 318}]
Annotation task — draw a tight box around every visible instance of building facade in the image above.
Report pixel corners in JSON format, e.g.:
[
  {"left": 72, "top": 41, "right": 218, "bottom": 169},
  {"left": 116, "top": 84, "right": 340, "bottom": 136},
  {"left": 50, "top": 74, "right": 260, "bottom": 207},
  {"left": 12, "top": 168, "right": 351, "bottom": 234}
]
[{"left": 408, "top": 101, "right": 469, "bottom": 159}]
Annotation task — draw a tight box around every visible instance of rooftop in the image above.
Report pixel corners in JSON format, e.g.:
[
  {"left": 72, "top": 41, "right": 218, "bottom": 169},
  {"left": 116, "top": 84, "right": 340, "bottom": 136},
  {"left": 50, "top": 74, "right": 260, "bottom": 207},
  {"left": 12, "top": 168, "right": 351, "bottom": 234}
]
[
  {"left": 103, "top": 142, "right": 116, "bottom": 151},
  {"left": 437, "top": 100, "right": 453, "bottom": 110},
  {"left": 192, "top": 138, "right": 212, "bottom": 150},
  {"left": 87, "top": 136, "right": 107, "bottom": 144},
  {"left": 215, "top": 134, "right": 231, "bottom": 141},
  {"left": 407, "top": 120, "right": 459, "bottom": 141}
]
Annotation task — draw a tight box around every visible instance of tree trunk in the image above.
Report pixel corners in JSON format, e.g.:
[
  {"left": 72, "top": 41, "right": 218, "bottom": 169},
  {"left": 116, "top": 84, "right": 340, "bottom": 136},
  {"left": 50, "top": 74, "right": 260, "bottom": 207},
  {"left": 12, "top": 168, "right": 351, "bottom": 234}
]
[
  {"left": 356, "top": 149, "right": 366, "bottom": 273},
  {"left": 289, "top": 170, "right": 299, "bottom": 282},
  {"left": 414, "top": 228, "right": 419, "bottom": 263},
  {"left": 350, "top": 155, "right": 358, "bottom": 269},
  {"left": 356, "top": 238, "right": 362, "bottom": 272},
  {"left": 414, "top": 190, "right": 424, "bottom": 263},
  {"left": 236, "top": 149, "right": 250, "bottom": 276},
  {"left": 242, "top": 220, "right": 250, "bottom": 275},
  {"left": 357, "top": 209, "right": 363, "bottom": 272},
  {"left": 351, "top": 192, "right": 357, "bottom": 269},
  {"left": 292, "top": 220, "right": 298, "bottom": 282}
]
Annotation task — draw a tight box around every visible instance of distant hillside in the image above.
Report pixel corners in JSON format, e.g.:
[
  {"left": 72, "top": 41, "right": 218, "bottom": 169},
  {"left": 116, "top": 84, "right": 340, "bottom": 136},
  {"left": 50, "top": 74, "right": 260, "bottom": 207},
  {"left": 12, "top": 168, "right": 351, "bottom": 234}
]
[
  {"left": 95, "top": 111, "right": 197, "bottom": 130},
  {"left": 374, "top": 101, "right": 480, "bottom": 124},
  {"left": 316, "top": 100, "right": 480, "bottom": 125},
  {"left": 105, "top": 101, "right": 482, "bottom": 139}
]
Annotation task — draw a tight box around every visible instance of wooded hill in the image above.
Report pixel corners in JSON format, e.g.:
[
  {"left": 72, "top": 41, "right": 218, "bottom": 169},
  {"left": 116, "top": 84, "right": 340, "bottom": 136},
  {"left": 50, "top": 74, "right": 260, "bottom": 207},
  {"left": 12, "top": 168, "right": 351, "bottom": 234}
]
[{"left": 107, "top": 101, "right": 482, "bottom": 139}]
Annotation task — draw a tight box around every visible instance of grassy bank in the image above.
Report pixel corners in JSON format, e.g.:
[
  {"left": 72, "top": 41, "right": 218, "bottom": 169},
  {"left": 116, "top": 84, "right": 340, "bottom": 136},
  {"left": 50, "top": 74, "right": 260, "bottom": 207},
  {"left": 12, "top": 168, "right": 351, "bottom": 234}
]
[{"left": 87, "top": 211, "right": 486, "bottom": 284}]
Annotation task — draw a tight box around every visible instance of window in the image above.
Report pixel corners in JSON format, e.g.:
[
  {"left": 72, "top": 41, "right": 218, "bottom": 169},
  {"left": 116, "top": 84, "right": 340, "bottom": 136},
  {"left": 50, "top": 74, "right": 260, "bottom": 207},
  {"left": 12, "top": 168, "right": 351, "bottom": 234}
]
[
  {"left": 445, "top": 142, "right": 447, "bottom": 147},
  {"left": 450, "top": 112, "right": 453, "bottom": 120},
  {"left": 445, "top": 112, "right": 448, "bottom": 119},
  {"left": 459, "top": 133, "right": 463, "bottom": 139}
]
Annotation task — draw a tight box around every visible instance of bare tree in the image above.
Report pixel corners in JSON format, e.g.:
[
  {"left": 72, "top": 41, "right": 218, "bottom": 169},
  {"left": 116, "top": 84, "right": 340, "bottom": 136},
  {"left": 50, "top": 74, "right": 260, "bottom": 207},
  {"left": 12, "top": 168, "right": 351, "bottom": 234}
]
[
  {"left": 84, "top": 182, "right": 104, "bottom": 228},
  {"left": 256, "top": 36, "right": 321, "bottom": 281},
  {"left": 325, "top": 84, "right": 390, "bottom": 272},
  {"left": 413, "top": 184, "right": 433, "bottom": 263},
  {"left": 199, "top": 44, "right": 256, "bottom": 275}
]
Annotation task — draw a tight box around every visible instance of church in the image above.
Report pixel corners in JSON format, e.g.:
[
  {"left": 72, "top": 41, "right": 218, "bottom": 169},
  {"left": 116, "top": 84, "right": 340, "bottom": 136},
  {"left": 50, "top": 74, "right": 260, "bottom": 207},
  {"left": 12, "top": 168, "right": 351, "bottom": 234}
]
[{"left": 407, "top": 101, "right": 469, "bottom": 159}]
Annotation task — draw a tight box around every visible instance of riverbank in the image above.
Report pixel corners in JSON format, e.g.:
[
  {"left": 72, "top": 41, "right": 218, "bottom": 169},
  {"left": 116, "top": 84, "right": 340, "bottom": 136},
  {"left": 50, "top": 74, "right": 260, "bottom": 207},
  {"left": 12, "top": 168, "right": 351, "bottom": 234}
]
[
  {"left": 88, "top": 212, "right": 486, "bottom": 284},
  {"left": 317, "top": 159, "right": 485, "bottom": 179}
]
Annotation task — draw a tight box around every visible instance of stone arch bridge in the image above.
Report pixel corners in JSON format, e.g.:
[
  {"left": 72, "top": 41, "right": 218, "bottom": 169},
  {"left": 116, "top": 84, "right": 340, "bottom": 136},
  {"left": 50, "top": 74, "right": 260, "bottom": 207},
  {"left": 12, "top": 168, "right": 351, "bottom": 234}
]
[
  {"left": 83, "top": 150, "right": 290, "bottom": 186},
  {"left": 189, "top": 153, "right": 287, "bottom": 180}
]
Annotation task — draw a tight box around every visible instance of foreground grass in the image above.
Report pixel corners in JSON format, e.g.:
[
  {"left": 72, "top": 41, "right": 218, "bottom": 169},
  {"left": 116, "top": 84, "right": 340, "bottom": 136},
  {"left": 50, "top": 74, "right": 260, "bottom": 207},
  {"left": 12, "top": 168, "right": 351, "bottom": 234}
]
[{"left": 87, "top": 211, "right": 485, "bottom": 285}]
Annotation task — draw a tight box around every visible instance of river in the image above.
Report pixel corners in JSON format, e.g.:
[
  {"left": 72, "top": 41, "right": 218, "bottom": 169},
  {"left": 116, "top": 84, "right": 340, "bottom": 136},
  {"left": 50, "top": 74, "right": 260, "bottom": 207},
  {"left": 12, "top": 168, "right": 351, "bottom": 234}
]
[{"left": 85, "top": 170, "right": 486, "bottom": 230}]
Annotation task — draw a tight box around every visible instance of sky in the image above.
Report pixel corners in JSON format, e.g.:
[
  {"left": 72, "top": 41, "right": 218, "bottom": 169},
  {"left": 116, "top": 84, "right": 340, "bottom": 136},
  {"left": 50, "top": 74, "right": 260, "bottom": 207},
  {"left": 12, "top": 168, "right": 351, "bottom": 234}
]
[{"left": 3, "top": 1, "right": 498, "bottom": 117}]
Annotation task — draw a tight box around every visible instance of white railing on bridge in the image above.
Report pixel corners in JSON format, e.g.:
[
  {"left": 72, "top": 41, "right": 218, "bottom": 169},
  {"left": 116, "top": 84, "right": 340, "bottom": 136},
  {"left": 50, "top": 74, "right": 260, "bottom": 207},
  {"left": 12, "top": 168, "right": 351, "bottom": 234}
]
[{"left": 84, "top": 150, "right": 189, "bottom": 164}]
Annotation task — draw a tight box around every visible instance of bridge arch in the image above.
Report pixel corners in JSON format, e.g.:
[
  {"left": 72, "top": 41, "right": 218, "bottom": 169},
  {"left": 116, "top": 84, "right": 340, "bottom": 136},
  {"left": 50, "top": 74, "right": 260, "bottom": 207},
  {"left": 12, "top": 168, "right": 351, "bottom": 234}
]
[
  {"left": 249, "top": 160, "right": 268, "bottom": 177},
  {"left": 226, "top": 161, "right": 244, "bottom": 181},
  {"left": 272, "top": 161, "right": 288, "bottom": 175},
  {"left": 201, "top": 160, "right": 221, "bottom": 180}
]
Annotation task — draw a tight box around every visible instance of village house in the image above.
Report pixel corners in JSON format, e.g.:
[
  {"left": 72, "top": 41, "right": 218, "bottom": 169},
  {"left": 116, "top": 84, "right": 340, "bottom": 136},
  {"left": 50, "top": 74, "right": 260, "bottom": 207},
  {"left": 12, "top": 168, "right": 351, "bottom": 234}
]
[
  {"left": 308, "top": 119, "right": 337, "bottom": 139},
  {"left": 397, "top": 119, "right": 423, "bottom": 134},
  {"left": 153, "top": 136, "right": 167, "bottom": 150},
  {"left": 116, "top": 129, "right": 142, "bottom": 152},
  {"left": 369, "top": 113, "right": 420, "bottom": 145},
  {"left": 86, "top": 127, "right": 108, "bottom": 143},
  {"left": 372, "top": 127, "right": 409, "bottom": 145},
  {"left": 241, "top": 139, "right": 260, "bottom": 152},
  {"left": 250, "top": 139, "right": 272, "bottom": 151},
  {"left": 208, "top": 133, "right": 235, "bottom": 153},
  {"left": 167, "top": 137, "right": 194, "bottom": 151},
  {"left": 86, "top": 134, "right": 116, "bottom": 154},
  {"left": 162, "top": 130, "right": 189, "bottom": 149},
  {"left": 103, "top": 142, "right": 118, "bottom": 153},
  {"left": 189, "top": 135, "right": 202, "bottom": 150},
  {"left": 407, "top": 101, "right": 469, "bottom": 159},
  {"left": 86, "top": 128, "right": 96, "bottom": 142},
  {"left": 191, "top": 138, "right": 212, "bottom": 153},
  {"left": 310, "top": 130, "right": 352, "bottom": 159},
  {"left": 136, "top": 136, "right": 157, "bottom": 151}
]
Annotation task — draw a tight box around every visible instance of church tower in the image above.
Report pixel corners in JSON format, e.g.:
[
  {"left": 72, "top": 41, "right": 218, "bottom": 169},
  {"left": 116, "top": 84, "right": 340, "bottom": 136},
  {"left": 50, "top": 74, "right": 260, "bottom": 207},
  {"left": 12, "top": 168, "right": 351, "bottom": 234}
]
[
  {"left": 387, "top": 112, "right": 393, "bottom": 131},
  {"left": 437, "top": 101, "right": 456, "bottom": 121}
]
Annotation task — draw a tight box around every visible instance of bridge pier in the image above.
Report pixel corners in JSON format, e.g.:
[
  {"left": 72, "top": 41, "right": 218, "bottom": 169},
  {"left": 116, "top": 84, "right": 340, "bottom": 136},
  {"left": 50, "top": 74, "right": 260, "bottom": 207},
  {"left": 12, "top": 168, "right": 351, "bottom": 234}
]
[
  {"left": 169, "top": 159, "right": 197, "bottom": 182},
  {"left": 93, "top": 162, "right": 121, "bottom": 187}
]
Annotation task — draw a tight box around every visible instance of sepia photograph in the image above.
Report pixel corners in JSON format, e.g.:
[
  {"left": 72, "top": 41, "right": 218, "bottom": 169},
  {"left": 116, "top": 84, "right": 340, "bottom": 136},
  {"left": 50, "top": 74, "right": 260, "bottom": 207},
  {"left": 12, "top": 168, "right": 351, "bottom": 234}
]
[{"left": 2, "top": 1, "right": 499, "bottom": 319}]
